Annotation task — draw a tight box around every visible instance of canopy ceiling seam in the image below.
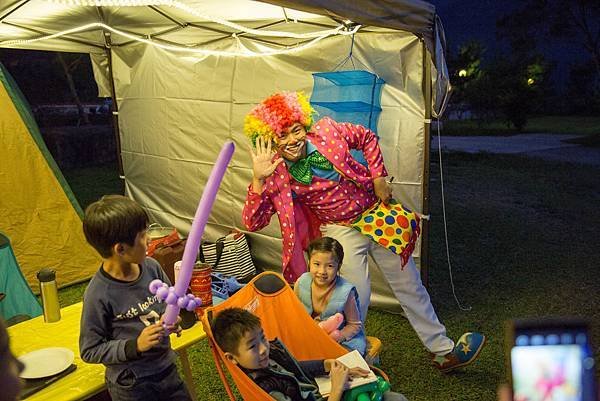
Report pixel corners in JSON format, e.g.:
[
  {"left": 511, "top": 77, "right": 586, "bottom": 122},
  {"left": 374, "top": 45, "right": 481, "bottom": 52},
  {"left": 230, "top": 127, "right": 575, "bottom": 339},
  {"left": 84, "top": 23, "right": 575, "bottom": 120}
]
[
  {"left": 234, "top": 18, "right": 346, "bottom": 40},
  {"left": 195, "top": 35, "right": 269, "bottom": 49},
  {"left": 185, "top": 22, "right": 237, "bottom": 36},
  {"left": 104, "top": 25, "right": 150, "bottom": 39},
  {"left": 97, "top": 25, "right": 299, "bottom": 49},
  {"left": 244, "top": 35, "right": 320, "bottom": 50},
  {"left": 233, "top": 19, "right": 288, "bottom": 39},
  {"left": 281, "top": 7, "right": 289, "bottom": 22},
  {"left": 129, "top": 34, "right": 189, "bottom": 48},
  {"left": 187, "top": 19, "right": 292, "bottom": 48},
  {"left": 115, "top": 25, "right": 223, "bottom": 48},
  {"left": 148, "top": 4, "right": 187, "bottom": 28},
  {"left": 193, "top": 18, "right": 338, "bottom": 48},
  {"left": 109, "top": 29, "right": 285, "bottom": 49},
  {"left": 103, "top": 26, "right": 189, "bottom": 47},
  {"left": 145, "top": 24, "right": 188, "bottom": 40},
  {"left": 0, "top": 0, "right": 29, "bottom": 22},
  {"left": 1, "top": 20, "right": 104, "bottom": 49},
  {"left": 298, "top": 19, "right": 345, "bottom": 30}
]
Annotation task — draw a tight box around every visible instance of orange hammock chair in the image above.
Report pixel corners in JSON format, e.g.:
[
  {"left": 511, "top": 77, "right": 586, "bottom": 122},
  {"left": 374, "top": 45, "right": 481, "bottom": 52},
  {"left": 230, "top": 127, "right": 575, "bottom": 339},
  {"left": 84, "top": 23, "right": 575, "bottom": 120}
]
[{"left": 200, "top": 271, "right": 385, "bottom": 401}]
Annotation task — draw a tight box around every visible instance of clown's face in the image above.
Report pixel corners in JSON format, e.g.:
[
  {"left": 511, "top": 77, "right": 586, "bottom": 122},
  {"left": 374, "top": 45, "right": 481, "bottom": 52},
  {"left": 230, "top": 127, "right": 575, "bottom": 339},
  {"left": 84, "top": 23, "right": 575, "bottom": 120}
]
[{"left": 276, "top": 123, "right": 307, "bottom": 162}]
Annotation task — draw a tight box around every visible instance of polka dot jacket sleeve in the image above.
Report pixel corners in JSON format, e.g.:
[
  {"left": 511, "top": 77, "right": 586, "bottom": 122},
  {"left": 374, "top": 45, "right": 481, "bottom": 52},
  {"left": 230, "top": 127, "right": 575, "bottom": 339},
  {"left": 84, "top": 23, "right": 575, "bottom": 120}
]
[
  {"left": 328, "top": 118, "right": 388, "bottom": 179},
  {"left": 242, "top": 183, "right": 276, "bottom": 231}
]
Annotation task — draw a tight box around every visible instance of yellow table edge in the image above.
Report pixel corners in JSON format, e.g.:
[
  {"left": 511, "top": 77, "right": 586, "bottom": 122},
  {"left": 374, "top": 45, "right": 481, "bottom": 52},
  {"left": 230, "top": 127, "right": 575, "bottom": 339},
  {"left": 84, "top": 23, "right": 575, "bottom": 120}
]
[{"left": 9, "top": 302, "right": 206, "bottom": 401}]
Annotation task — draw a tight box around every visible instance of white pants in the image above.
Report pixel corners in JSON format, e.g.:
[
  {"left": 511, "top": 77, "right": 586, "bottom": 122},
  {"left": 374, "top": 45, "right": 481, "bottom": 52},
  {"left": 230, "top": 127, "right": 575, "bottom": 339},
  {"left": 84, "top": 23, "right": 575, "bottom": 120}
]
[{"left": 321, "top": 224, "right": 454, "bottom": 355}]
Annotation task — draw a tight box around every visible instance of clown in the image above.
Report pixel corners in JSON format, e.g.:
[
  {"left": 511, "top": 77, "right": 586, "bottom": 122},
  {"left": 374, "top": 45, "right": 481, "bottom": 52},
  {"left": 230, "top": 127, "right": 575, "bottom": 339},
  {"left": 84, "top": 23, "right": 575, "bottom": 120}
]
[{"left": 242, "top": 91, "right": 485, "bottom": 372}]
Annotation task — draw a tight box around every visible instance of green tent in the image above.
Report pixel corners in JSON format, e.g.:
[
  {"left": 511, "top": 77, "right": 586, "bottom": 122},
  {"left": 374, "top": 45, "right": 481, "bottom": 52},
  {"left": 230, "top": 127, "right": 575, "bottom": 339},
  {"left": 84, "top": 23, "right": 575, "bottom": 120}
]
[{"left": 0, "top": 232, "right": 42, "bottom": 322}]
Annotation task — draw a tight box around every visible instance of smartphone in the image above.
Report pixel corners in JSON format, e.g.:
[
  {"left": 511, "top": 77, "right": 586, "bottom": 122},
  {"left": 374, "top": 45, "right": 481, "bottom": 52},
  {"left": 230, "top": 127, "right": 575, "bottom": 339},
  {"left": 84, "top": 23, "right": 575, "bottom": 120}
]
[{"left": 507, "top": 318, "right": 597, "bottom": 401}]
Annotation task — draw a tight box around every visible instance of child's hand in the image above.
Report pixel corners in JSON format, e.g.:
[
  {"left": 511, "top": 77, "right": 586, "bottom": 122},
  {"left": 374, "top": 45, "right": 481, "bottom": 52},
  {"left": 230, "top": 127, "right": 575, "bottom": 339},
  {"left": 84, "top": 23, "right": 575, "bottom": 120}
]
[
  {"left": 347, "top": 366, "right": 370, "bottom": 379},
  {"left": 159, "top": 315, "right": 183, "bottom": 337},
  {"left": 329, "top": 360, "right": 350, "bottom": 399},
  {"left": 324, "top": 359, "right": 334, "bottom": 372},
  {"left": 329, "top": 329, "right": 344, "bottom": 342},
  {"left": 137, "top": 322, "right": 165, "bottom": 352}
]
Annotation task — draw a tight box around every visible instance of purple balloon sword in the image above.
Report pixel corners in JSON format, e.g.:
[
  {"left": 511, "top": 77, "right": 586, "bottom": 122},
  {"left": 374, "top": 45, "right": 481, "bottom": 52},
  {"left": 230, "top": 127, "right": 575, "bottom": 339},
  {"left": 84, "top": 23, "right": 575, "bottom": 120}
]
[{"left": 150, "top": 141, "right": 235, "bottom": 326}]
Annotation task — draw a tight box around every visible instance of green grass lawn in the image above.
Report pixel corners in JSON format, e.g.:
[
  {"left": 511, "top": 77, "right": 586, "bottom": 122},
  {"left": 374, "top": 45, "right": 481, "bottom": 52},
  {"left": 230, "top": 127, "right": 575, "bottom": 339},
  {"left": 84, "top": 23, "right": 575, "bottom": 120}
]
[
  {"left": 61, "top": 163, "right": 124, "bottom": 209},
  {"left": 57, "top": 153, "right": 600, "bottom": 400},
  {"left": 441, "top": 115, "right": 600, "bottom": 137}
]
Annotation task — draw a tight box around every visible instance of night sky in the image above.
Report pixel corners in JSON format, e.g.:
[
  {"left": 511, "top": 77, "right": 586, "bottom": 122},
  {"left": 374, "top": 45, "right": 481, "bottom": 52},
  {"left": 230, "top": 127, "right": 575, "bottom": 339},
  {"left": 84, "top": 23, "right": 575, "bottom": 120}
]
[
  {"left": 431, "top": 0, "right": 589, "bottom": 85},
  {"left": 431, "top": 0, "right": 513, "bottom": 53}
]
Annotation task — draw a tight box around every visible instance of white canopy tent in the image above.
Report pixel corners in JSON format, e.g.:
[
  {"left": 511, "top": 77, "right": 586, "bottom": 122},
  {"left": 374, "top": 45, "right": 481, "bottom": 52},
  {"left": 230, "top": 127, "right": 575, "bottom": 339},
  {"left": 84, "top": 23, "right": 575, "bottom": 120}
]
[{"left": 0, "top": 0, "right": 450, "bottom": 310}]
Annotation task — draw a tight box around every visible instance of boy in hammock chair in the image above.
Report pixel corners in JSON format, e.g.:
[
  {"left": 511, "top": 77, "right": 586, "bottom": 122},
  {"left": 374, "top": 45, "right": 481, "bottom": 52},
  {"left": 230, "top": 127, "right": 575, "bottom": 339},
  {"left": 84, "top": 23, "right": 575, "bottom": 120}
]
[{"left": 212, "top": 307, "right": 408, "bottom": 401}]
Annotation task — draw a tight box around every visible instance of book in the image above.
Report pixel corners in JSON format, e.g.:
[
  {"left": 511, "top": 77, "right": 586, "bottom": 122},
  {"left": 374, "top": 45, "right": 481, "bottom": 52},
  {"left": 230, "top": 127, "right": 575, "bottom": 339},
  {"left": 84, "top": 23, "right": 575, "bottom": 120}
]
[{"left": 314, "top": 350, "right": 378, "bottom": 396}]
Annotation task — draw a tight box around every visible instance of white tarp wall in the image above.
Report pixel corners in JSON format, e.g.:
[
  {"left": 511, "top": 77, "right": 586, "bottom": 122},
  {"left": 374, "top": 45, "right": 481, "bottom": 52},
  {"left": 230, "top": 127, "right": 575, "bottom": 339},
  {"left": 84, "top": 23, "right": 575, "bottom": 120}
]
[{"left": 106, "top": 30, "right": 426, "bottom": 309}]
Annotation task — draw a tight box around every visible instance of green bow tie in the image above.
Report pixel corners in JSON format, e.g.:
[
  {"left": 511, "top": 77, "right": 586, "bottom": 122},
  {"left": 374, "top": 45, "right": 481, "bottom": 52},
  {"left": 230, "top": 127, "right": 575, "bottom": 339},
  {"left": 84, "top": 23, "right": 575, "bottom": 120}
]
[{"left": 288, "top": 151, "right": 333, "bottom": 185}]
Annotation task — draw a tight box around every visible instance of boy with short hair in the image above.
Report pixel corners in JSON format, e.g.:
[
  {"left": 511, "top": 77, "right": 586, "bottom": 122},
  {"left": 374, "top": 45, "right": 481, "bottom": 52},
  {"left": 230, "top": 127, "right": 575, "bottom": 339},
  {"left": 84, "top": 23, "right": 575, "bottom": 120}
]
[
  {"left": 79, "top": 195, "right": 191, "bottom": 401},
  {"left": 212, "top": 307, "right": 408, "bottom": 401}
]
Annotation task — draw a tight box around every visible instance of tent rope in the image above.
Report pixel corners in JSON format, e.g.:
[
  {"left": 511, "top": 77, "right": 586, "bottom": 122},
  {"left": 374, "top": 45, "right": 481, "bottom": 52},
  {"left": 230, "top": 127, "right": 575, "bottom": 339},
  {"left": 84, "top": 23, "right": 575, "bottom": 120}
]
[{"left": 435, "top": 121, "right": 472, "bottom": 312}]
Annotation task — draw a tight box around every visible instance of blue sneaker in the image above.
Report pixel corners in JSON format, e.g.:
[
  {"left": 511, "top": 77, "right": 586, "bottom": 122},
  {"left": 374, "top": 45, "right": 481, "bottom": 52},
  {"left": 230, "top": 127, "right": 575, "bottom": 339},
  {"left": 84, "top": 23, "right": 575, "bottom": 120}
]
[{"left": 432, "top": 332, "right": 486, "bottom": 373}]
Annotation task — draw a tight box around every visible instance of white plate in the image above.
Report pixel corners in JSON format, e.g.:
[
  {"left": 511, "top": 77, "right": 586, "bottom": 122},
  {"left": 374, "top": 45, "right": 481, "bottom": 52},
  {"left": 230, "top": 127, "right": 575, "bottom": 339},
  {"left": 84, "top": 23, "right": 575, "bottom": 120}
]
[{"left": 18, "top": 347, "right": 74, "bottom": 379}]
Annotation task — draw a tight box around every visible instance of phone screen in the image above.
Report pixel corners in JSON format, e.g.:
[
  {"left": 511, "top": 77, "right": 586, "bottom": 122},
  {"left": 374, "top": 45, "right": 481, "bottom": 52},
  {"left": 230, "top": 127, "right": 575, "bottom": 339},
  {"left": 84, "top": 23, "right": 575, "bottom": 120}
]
[{"left": 510, "top": 323, "right": 596, "bottom": 401}]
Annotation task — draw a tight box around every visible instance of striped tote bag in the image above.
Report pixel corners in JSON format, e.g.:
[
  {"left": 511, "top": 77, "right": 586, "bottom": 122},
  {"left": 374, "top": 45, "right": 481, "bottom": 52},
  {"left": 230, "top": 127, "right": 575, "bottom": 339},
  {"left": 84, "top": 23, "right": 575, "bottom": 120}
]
[{"left": 198, "top": 231, "right": 256, "bottom": 280}]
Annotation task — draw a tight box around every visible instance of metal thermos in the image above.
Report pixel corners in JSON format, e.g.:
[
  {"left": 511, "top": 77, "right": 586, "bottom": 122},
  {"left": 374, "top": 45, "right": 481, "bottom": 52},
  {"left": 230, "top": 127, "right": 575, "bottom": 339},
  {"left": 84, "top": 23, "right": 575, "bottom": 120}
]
[{"left": 37, "top": 268, "right": 61, "bottom": 323}]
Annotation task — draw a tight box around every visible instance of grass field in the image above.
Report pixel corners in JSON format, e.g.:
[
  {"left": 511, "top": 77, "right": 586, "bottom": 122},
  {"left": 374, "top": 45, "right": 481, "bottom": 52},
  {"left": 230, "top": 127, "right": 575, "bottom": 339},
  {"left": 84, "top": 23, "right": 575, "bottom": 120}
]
[
  {"left": 62, "top": 164, "right": 124, "bottom": 209},
  {"left": 441, "top": 115, "right": 600, "bottom": 137},
  {"left": 58, "top": 152, "right": 600, "bottom": 401}
]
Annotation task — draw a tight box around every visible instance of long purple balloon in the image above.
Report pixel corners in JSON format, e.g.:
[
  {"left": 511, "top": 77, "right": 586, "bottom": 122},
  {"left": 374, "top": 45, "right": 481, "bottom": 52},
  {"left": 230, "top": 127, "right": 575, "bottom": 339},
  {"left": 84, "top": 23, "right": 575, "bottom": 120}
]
[{"left": 162, "top": 141, "right": 235, "bottom": 325}]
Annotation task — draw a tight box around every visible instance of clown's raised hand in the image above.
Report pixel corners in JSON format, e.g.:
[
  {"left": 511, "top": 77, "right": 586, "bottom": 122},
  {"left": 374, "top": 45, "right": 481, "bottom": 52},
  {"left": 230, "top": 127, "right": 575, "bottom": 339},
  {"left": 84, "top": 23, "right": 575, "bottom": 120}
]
[
  {"left": 250, "top": 136, "right": 283, "bottom": 194},
  {"left": 373, "top": 176, "right": 393, "bottom": 205}
]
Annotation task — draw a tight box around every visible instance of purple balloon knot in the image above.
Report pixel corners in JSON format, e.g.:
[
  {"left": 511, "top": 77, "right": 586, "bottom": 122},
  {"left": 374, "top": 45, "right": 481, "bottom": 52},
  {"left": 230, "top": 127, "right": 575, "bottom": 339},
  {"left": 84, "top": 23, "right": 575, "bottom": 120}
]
[
  {"left": 149, "top": 279, "right": 165, "bottom": 294},
  {"left": 177, "top": 294, "right": 203, "bottom": 311}
]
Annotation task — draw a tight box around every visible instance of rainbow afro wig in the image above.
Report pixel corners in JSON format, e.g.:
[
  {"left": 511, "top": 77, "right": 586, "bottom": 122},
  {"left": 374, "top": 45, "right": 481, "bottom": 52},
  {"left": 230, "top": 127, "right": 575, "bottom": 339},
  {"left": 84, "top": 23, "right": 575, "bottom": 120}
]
[{"left": 244, "top": 91, "right": 315, "bottom": 145}]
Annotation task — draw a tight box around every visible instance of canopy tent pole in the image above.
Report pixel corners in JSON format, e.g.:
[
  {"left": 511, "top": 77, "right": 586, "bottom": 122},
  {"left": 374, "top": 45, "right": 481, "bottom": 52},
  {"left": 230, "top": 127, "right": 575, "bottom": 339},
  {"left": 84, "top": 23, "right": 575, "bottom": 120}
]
[
  {"left": 105, "top": 46, "right": 123, "bottom": 177},
  {"left": 96, "top": 6, "right": 124, "bottom": 177},
  {"left": 420, "top": 39, "right": 432, "bottom": 287}
]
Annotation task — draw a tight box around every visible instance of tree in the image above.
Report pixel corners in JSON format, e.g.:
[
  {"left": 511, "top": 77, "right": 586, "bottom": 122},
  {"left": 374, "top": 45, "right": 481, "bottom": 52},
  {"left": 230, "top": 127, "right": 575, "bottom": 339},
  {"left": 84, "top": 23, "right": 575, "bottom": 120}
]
[
  {"left": 445, "top": 36, "right": 550, "bottom": 130},
  {"left": 0, "top": 49, "right": 98, "bottom": 125},
  {"left": 497, "top": 0, "right": 600, "bottom": 85},
  {"left": 447, "top": 41, "right": 486, "bottom": 118},
  {"left": 56, "top": 53, "right": 90, "bottom": 125},
  {"left": 565, "top": 61, "right": 600, "bottom": 114}
]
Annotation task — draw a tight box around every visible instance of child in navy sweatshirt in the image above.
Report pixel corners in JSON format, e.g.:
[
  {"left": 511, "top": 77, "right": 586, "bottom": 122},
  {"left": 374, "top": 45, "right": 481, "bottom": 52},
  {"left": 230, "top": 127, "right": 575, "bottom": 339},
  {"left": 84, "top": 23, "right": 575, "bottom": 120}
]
[{"left": 79, "top": 195, "right": 191, "bottom": 401}]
